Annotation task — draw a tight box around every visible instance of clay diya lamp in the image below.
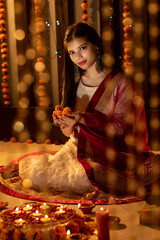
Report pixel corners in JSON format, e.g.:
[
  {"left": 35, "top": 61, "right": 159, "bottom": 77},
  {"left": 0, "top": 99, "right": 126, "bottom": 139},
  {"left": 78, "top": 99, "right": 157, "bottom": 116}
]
[
  {"left": 40, "top": 203, "right": 50, "bottom": 213},
  {"left": 78, "top": 202, "right": 95, "bottom": 214},
  {"left": 41, "top": 214, "right": 52, "bottom": 223},
  {"left": 12, "top": 207, "right": 21, "bottom": 214},
  {"left": 32, "top": 210, "right": 42, "bottom": 217},
  {"left": 23, "top": 204, "right": 32, "bottom": 212},
  {"left": 66, "top": 233, "right": 88, "bottom": 240},
  {"left": 14, "top": 218, "right": 26, "bottom": 227}
]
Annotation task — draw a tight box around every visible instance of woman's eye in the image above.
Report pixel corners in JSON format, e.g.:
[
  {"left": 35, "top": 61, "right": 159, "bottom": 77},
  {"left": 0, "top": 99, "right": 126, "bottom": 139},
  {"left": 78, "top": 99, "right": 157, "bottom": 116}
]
[
  {"left": 69, "top": 51, "right": 74, "bottom": 55},
  {"left": 80, "top": 46, "right": 87, "bottom": 51}
]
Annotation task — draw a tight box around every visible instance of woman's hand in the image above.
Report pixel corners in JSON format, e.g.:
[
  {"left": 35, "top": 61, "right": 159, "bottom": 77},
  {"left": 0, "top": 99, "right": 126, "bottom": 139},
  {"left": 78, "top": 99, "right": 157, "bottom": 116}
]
[
  {"left": 52, "top": 111, "right": 83, "bottom": 137},
  {"left": 60, "top": 111, "right": 82, "bottom": 126},
  {"left": 52, "top": 111, "right": 62, "bottom": 126}
]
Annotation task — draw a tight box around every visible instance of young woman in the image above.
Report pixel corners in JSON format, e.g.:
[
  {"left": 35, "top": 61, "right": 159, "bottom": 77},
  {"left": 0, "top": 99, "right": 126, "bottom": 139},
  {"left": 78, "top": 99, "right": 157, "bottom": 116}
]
[{"left": 19, "top": 22, "right": 159, "bottom": 196}]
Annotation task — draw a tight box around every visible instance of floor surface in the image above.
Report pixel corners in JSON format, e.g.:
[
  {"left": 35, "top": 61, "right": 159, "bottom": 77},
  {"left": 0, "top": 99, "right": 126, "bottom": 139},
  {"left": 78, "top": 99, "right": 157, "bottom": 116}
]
[{"left": 0, "top": 141, "right": 160, "bottom": 240}]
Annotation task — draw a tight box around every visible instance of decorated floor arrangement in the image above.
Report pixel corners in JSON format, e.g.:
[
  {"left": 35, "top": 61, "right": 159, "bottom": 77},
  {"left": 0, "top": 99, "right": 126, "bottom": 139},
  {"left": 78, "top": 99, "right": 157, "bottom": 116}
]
[
  {"left": 0, "top": 202, "right": 96, "bottom": 240},
  {"left": 0, "top": 151, "right": 144, "bottom": 205}
]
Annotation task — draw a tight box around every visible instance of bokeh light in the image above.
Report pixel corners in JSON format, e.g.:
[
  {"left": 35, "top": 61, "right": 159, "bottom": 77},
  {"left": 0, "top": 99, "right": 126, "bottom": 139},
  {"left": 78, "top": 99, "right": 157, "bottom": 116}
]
[
  {"left": 134, "top": 47, "right": 145, "bottom": 58},
  {"left": 149, "top": 47, "right": 159, "bottom": 61},
  {"left": 13, "top": 121, "right": 24, "bottom": 133},
  {"left": 19, "top": 98, "right": 29, "bottom": 108},
  {"left": 149, "top": 96, "right": 159, "bottom": 108},
  {"left": 102, "top": 5, "right": 113, "bottom": 18},
  {"left": 23, "top": 74, "right": 34, "bottom": 85},
  {"left": 14, "top": 2, "right": 24, "bottom": 15},
  {"left": 134, "top": 72, "right": 145, "bottom": 83},
  {"left": 25, "top": 48, "right": 36, "bottom": 60},
  {"left": 41, "top": 121, "right": 52, "bottom": 132},
  {"left": 35, "top": 61, "right": 46, "bottom": 72},
  {"left": 150, "top": 117, "right": 160, "bottom": 129},
  {"left": 36, "top": 110, "right": 47, "bottom": 121},
  {"left": 102, "top": 53, "right": 115, "bottom": 67},
  {"left": 17, "top": 82, "right": 28, "bottom": 93},
  {"left": 102, "top": 28, "right": 114, "bottom": 41},
  {"left": 148, "top": 2, "right": 159, "bottom": 15},
  {"left": 105, "top": 147, "right": 116, "bottom": 162},
  {"left": 19, "top": 131, "right": 30, "bottom": 142},
  {"left": 15, "top": 29, "right": 25, "bottom": 40},
  {"left": 17, "top": 54, "right": 26, "bottom": 66},
  {"left": 133, "top": 0, "right": 144, "bottom": 9},
  {"left": 39, "top": 72, "right": 50, "bottom": 83}
]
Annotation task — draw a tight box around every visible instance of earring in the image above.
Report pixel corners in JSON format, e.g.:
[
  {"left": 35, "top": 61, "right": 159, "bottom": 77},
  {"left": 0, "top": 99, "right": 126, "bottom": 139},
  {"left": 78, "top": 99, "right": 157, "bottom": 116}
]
[
  {"left": 74, "top": 64, "right": 80, "bottom": 82},
  {"left": 95, "top": 50, "right": 103, "bottom": 73}
]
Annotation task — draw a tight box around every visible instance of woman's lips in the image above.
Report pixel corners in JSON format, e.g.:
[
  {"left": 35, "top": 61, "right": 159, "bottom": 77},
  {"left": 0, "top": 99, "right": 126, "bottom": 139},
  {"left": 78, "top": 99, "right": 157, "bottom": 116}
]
[{"left": 78, "top": 60, "right": 86, "bottom": 66}]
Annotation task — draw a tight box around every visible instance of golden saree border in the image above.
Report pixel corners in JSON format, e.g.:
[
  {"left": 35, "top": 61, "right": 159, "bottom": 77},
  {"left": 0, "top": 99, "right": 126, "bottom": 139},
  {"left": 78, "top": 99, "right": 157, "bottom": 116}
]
[{"left": 95, "top": 72, "right": 122, "bottom": 112}]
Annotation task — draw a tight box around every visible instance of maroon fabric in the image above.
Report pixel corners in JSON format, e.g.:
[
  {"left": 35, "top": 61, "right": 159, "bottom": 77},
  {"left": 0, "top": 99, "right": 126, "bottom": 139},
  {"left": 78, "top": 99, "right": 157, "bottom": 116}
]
[{"left": 76, "top": 73, "right": 152, "bottom": 195}]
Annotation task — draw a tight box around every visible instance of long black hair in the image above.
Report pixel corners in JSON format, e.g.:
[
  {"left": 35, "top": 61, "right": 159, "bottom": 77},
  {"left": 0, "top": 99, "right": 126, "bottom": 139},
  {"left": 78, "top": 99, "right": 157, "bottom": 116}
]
[{"left": 61, "top": 22, "right": 104, "bottom": 109}]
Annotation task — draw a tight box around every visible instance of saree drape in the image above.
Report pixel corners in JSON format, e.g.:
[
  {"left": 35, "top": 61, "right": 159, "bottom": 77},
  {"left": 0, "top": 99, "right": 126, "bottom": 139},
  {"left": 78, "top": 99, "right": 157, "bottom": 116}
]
[{"left": 75, "top": 72, "right": 159, "bottom": 195}]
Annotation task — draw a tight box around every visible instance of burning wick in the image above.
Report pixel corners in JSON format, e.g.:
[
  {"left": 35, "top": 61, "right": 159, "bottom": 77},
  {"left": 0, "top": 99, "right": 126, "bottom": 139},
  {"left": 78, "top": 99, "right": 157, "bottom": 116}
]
[
  {"left": 15, "top": 218, "right": 26, "bottom": 226},
  {"left": 12, "top": 207, "right": 21, "bottom": 214},
  {"left": 32, "top": 210, "right": 42, "bottom": 217},
  {"left": 41, "top": 214, "right": 51, "bottom": 223},
  {"left": 23, "top": 204, "right": 32, "bottom": 211},
  {"left": 40, "top": 202, "right": 50, "bottom": 210},
  {"left": 55, "top": 208, "right": 65, "bottom": 214}
]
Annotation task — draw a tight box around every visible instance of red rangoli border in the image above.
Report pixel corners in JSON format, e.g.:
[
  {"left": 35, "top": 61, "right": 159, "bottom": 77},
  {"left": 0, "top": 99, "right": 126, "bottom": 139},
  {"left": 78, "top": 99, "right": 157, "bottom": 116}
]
[{"left": 0, "top": 151, "right": 144, "bottom": 205}]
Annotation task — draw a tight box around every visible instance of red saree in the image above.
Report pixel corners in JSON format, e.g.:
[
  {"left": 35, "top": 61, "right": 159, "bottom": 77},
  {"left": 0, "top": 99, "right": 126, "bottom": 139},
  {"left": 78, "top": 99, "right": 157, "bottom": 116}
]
[{"left": 75, "top": 72, "right": 159, "bottom": 195}]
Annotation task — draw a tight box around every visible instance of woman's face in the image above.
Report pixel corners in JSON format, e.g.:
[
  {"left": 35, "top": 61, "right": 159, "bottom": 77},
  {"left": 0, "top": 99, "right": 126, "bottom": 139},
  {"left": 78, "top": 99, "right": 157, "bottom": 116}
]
[{"left": 66, "top": 37, "right": 97, "bottom": 71}]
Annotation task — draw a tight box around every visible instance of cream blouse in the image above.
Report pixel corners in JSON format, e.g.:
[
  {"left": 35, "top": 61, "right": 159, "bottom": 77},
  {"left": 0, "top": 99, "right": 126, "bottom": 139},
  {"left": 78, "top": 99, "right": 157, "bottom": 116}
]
[{"left": 75, "top": 80, "right": 98, "bottom": 112}]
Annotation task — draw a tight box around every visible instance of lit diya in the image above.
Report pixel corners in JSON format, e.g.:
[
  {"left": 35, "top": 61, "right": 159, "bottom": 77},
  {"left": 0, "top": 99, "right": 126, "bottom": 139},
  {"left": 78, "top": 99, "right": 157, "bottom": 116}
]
[
  {"left": 40, "top": 203, "right": 50, "bottom": 213},
  {"left": 55, "top": 208, "right": 66, "bottom": 214},
  {"left": 14, "top": 218, "right": 26, "bottom": 226},
  {"left": 41, "top": 215, "right": 51, "bottom": 223},
  {"left": 12, "top": 207, "right": 21, "bottom": 214},
  {"left": 40, "top": 203, "right": 49, "bottom": 210},
  {"left": 32, "top": 210, "right": 42, "bottom": 217},
  {"left": 66, "top": 232, "right": 88, "bottom": 240},
  {"left": 23, "top": 204, "right": 32, "bottom": 211},
  {"left": 78, "top": 203, "right": 95, "bottom": 214},
  {"left": 56, "top": 204, "right": 65, "bottom": 210}
]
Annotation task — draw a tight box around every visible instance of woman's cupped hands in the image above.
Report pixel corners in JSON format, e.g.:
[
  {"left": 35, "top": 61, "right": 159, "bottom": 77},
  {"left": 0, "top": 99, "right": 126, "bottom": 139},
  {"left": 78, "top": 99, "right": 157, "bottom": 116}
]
[{"left": 52, "top": 111, "right": 82, "bottom": 129}]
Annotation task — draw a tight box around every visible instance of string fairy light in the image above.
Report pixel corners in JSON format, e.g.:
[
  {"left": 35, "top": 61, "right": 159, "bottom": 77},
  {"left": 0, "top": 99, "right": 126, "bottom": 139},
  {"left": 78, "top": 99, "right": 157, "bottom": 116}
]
[
  {"left": 147, "top": 0, "right": 160, "bottom": 150},
  {"left": 100, "top": 0, "right": 115, "bottom": 70},
  {"left": 99, "top": 0, "right": 123, "bottom": 192},
  {"left": 131, "top": 0, "right": 149, "bottom": 152},
  {"left": 11, "top": 0, "right": 31, "bottom": 143},
  {"left": 12, "top": 0, "right": 52, "bottom": 143},
  {"left": 0, "top": 0, "right": 11, "bottom": 105},
  {"left": 122, "top": 0, "right": 150, "bottom": 194},
  {"left": 132, "top": 0, "right": 145, "bottom": 88}
]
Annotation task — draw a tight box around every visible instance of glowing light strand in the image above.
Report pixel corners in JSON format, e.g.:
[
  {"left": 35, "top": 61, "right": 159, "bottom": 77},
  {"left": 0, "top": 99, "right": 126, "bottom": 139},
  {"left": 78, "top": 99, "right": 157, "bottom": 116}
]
[
  {"left": 100, "top": 0, "right": 115, "bottom": 70},
  {"left": 132, "top": 0, "right": 145, "bottom": 89},
  {"left": 148, "top": 0, "right": 160, "bottom": 150}
]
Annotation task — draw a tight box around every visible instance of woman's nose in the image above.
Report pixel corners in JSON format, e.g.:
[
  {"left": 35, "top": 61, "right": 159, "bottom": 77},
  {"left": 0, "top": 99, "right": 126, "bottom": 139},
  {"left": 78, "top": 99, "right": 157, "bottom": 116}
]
[{"left": 76, "top": 51, "right": 82, "bottom": 59}]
